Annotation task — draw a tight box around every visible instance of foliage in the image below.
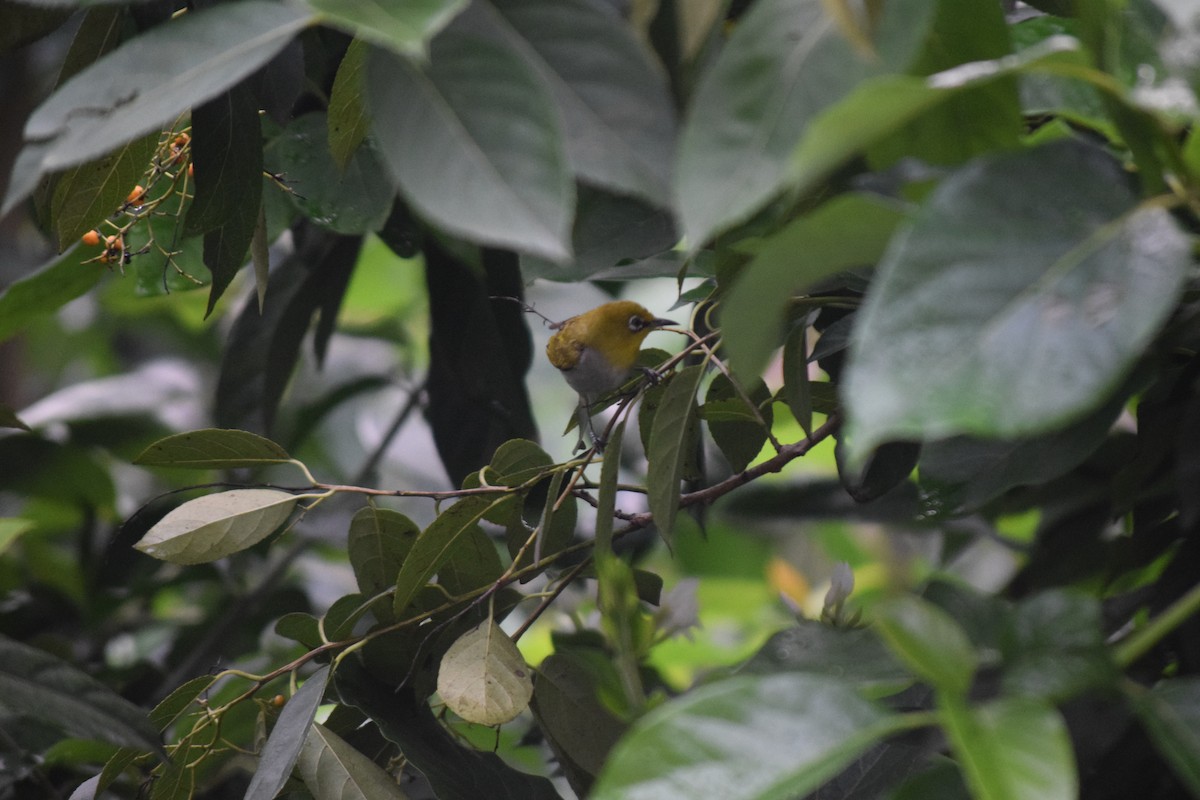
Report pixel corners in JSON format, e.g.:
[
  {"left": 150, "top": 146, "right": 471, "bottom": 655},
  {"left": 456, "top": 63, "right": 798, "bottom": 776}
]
[{"left": 4, "top": 0, "right": 1200, "bottom": 798}]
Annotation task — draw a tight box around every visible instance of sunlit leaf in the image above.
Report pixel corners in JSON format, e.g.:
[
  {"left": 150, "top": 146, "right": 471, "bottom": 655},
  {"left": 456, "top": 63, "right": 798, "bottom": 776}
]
[
  {"left": 873, "top": 594, "right": 977, "bottom": 696},
  {"left": 328, "top": 39, "right": 371, "bottom": 170},
  {"left": 133, "top": 488, "right": 299, "bottom": 564}
]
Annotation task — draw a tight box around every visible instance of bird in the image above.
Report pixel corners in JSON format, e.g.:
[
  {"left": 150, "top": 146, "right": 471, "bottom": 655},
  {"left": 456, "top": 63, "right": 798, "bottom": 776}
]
[{"left": 546, "top": 300, "right": 676, "bottom": 447}]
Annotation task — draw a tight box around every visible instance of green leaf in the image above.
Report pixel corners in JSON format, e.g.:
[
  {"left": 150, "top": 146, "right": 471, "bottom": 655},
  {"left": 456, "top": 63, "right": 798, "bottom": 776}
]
[
  {"left": 49, "top": 132, "right": 159, "bottom": 252},
  {"left": 939, "top": 695, "right": 1076, "bottom": 800},
  {"left": 1001, "top": 590, "right": 1116, "bottom": 701},
  {"left": 393, "top": 495, "right": 497, "bottom": 616},
  {"left": 0, "top": 518, "right": 34, "bottom": 557},
  {"left": 592, "top": 673, "right": 904, "bottom": 800},
  {"left": 781, "top": 325, "right": 812, "bottom": 436},
  {"left": 5, "top": 1, "right": 314, "bottom": 213},
  {"left": 488, "top": 438, "right": 553, "bottom": 486},
  {"left": 366, "top": 35, "right": 573, "bottom": 261},
  {"left": 134, "top": 428, "right": 292, "bottom": 469},
  {"left": 722, "top": 193, "right": 908, "bottom": 381},
  {"left": 0, "top": 247, "right": 103, "bottom": 345},
  {"left": 0, "top": 634, "right": 161, "bottom": 753},
  {"left": 740, "top": 620, "right": 911, "bottom": 689},
  {"left": 531, "top": 652, "right": 627, "bottom": 794},
  {"left": 296, "top": 723, "right": 410, "bottom": 800},
  {"left": 190, "top": 82, "right": 264, "bottom": 315},
  {"left": 844, "top": 140, "right": 1192, "bottom": 462},
  {"left": 133, "top": 488, "right": 299, "bottom": 565},
  {"left": 0, "top": 2, "right": 69, "bottom": 54},
  {"left": 873, "top": 594, "right": 977, "bottom": 696},
  {"left": 148, "top": 675, "right": 216, "bottom": 731},
  {"left": 265, "top": 112, "right": 392, "bottom": 235},
  {"left": 1130, "top": 677, "right": 1200, "bottom": 795},
  {"left": 595, "top": 417, "right": 626, "bottom": 556},
  {"left": 348, "top": 507, "right": 419, "bottom": 598},
  {"left": 675, "top": 0, "right": 878, "bottom": 247},
  {"left": 646, "top": 364, "right": 706, "bottom": 542},
  {"left": 328, "top": 39, "right": 371, "bottom": 170},
  {"left": 306, "top": 0, "right": 466, "bottom": 57},
  {"left": 456, "top": 0, "right": 676, "bottom": 207},
  {"left": 703, "top": 374, "right": 772, "bottom": 473},
  {"left": 437, "top": 620, "right": 533, "bottom": 725},
  {"left": 244, "top": 665, "right": 330, "bottom": 800}
]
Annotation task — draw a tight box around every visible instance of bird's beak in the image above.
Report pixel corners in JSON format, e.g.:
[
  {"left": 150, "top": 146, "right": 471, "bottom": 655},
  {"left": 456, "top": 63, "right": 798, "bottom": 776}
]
[{"left": 651, "top": 317, "right": 677, "bottom": 328}]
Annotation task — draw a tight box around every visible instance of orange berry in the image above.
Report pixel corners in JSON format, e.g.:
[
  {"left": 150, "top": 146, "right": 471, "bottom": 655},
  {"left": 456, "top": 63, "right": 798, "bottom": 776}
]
[
  {"left": 271, "top": 694, "right": 286, "bottom": 708},
  {"left": 98, "top": 252, "right": 110, "bottom": 264},
  {"left": 81, "top": 230, "right": 101, "bottom": 246},
  {"left": 126, "top": 185, "right": 145, "bottom": 205},
  {"left": 187, "top": 163, "right": 194, "bottom": 178},
  {"left": 172, "top": 133, "right": 190, "bottom": 149}
]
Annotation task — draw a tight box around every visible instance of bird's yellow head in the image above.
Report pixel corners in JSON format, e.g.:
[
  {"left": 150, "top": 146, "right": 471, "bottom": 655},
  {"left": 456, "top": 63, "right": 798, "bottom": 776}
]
[{"left": 546, "top": 300, "right": 676, "bottom": 397}]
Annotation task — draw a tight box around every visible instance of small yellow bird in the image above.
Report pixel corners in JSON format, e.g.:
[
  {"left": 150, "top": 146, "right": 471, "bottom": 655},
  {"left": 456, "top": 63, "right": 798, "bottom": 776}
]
[{"left": 546, "top": 300, "right": 676, "bottom": 444}]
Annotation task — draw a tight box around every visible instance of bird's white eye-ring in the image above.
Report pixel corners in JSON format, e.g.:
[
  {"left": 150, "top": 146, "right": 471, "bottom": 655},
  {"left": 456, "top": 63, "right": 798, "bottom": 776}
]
[{"left": 628, "top": 315, "right": 646, "bottom": 332}]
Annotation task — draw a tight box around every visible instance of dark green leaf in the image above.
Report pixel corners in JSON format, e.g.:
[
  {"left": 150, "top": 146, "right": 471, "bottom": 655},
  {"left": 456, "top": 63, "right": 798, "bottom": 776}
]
[
  {"left": 5, "top": 1, "right": 313, "bottom": 213},
  {"left": 488, "top": 438, "right": 553, "bottom": 486},
  {"left": 0, "top": 248, "right": 103, "bottom": 345},
  {"left": 134, "top": 428, "right": 292, "bottom": 469},
  {"left": 646, "top": 364, "right": 706, "bottom": 542},
  {"left": 1130, "top": 677, "right": 1200, "bottom": 795},
  {"left": 367, "top": 36, "right": 572, "bottom": 261},
  {"left": 149, "top": 675, "right": 216, "bottom": 731},
  {"left": 844, "top": 140, "right": 1191, "bottom": 462},
  {"left": 873, "top": 595, "right": 976, "bottom": 696},
  {"left": 531, "top": 653, "right": 627, "bottom": 795},
  {"left": 592, "top": 673, "right": 904, "bottom": 800},
  {"left": 187, "top": 82, "right": 263, "bottom": 314},
  {"left": 722, "top": 193, "right": 908, "bottom": 381},
  {"left": 939, "top": 695, "right": 1076, "bottom": 800},
  {"left": 438, "top": 524, "right": 505, "bottom": 595},
  {"left": 244, "top": 665, "right": 330, "bottom": 800},
  {"left": 265, "top": 112, "right": 392, "bottom": 235},
  {"left": 1001, "top": 591, "right": 1116, "bottom": 701},
  {"left": 456, "top": 0, "right": 675, "bottom": 206},
  {"left": 0, "top": 404, "right": 30, "bottom": 432},
  {"left": 835, "top": 439, "right": 920, "bottom": 504},
  {"left": 0, "top": 634, "right": 160, "bottom": 753},
  {"left": 306, "top": 0, "right": 466, "bottom": 56},
  {"left": 703, "top": 373, "right": 772, "bottom": 473},
  {"left": 276, "top": 612, "right": 323, "bottom": 649},
  {"left": 348, "top": 506, "right": 419, "bottom": 599},
  {"left": 335, "top": 663, "right": 561, "bottom": 800},
  {"left": 740, "top": 620, "right": 911, "bottom": 689},
  {"left": 393, "top": 495, "right": 496, "bottom": 616},
  {"left": 595, "top": 417, "right": 626, "bottom": 556},
  {"left": 782, "top": 325, "right": 812, "bottom": 436},
  {"left": 0, "top": 2, "right": 70, "bottom": 53}
]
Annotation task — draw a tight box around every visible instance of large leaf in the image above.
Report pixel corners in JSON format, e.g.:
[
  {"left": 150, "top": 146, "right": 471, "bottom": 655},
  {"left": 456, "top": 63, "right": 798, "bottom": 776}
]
[
  {"left": 347, "top": 507, "right": 419, "bottom": 598},
  {"left": 4, "top": 1, "right": 314, "bottom": 213},
  {"left": 0, "top": 634, "right": 160, "bottom": 754},
  {"left": 939, "top": 695, "right": 1076, "bottom": 800},
  {"left": 454, "top": 0, "right": 676, "bottom": 207},
  {"left": 133, "top": 488, "right": 300, "bottom": 565},
  {"left": 591, "top": 672, "right": 905, "bottom": 800},
  {"left": 134, "top": 428, "right": 292, "bottom": 470},
  {"left": 436, "top": 620, "right": 533, "bottom": 725},
  {"left": 367, "top": 34, "right": 573, "bottom": 261},
  {"left": 48, "top": 132, "right": 158, "bottom": 252},
  {"left": 305, "top": 0, "right": 466, "bottom": 57},
  {"left": 244, "top": 665, "right": 330, "bottom": 800},
  {"left": 296, "top": 723, "right": 410, "bottom": 800},
  {"left": 843, "top": 140, "right": 1191, "bottom": 462},
  {"left": 674, "top": 0, "right": 925, "bottom": 247}
]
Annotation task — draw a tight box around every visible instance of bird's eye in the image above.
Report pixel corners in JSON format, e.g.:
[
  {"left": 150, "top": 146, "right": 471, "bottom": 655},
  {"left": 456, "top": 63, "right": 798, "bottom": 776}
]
[{"left": 627, "top": 315, "right": 646, "bottom": 332}]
